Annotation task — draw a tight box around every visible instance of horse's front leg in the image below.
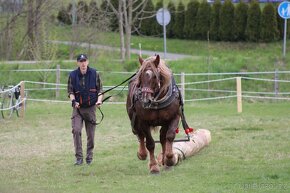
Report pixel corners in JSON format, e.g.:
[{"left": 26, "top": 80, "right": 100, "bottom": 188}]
[
  {"left": 164, "top": 117, "right": 179, "bottom": 167},
  {"left": 158, "top": 126, "right": 168, "bottom": 166},
  {"left": 144, "top": 127, "right": 160, "bottom": 174},
  {"left": 136, "top": 134, "right": 147, "bottom": 160}
]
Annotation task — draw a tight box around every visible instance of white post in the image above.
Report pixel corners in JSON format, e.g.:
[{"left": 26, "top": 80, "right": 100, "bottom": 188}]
[
  {"left": 236, "top": 77, "right": 242, "bottom": 113},
  {"left": 56, "top": 65, "right": 60, "bottom": 98},
  {"left": 20, "top": 81, "right": 25, "bottom": 118},
  {"left": 181, "top": 72, "right": 185, "bottom": 104}
]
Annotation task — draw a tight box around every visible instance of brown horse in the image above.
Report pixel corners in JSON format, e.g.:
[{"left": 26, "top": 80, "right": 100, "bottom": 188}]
[{"left": 126, "top": 55, "right": 183, "bottom": 174}]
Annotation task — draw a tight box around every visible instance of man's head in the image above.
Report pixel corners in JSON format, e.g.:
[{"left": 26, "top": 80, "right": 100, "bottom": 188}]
[{"left": 77, "top": 54, "right": 89, "bottom": 74}]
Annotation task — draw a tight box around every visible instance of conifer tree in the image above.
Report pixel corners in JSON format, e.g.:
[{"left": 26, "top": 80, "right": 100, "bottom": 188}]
[
  {"left": 219, "top": 0, "right": 235, "bottom": 41},
  {"left": 210, "top": 0, "right": 222, "bottom": 41},
  {"left": 234, "top": 1, "right": 248, "bottom": 41},
  {"left": 195, "top": 0, "right": 211, "bottom": 40},
  {"left": 260, "top": 3, "right": 279, "bottom": 42},
  {"left": 184, "top": 0, "right": 200, "bottom": 39},
  {"left": 277, "top": 9, "right": 284, "bottom": 40},
  {"left": 140, "top": 0, "right": 155, "bottom": 36},
  {"left": 173, "top": 1, "right": 185, "bottom": 39},
  {"left": 245, "top": 1, "right": 261, "bottom": 42},
  {"left": 154, "top": 0, "right": 164, "bottom": 37},
  {"left": 167, "top": 1, "right": 176, "bottom": 38}
]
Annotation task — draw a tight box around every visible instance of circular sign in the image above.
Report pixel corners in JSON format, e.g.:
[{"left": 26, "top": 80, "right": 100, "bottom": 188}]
[
  {"left": 278, "top": 1, "right": 290, "bottom": 19},
  {"left": 156, "top": 8, "right": 171, "bottom": 26}
]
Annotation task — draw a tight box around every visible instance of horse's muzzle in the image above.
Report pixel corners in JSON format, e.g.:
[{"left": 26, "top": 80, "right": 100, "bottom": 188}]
[{"left": 141, "top": 87, "right": 154, "bottom": 104}]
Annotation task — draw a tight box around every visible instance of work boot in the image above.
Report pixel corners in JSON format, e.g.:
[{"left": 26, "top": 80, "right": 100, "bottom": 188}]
[
  {"left": 74, "top": 159, "right": 83, "bottom": 166},
  {"left": 86, "top": 159, "right": 92, "bottom": 165}
]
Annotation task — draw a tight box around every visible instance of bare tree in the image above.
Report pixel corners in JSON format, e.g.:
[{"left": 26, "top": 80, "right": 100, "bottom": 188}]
[
  {"left": 68, "top": 0, "right": 110, "bottom": 60},
  {"left": 0, "top": 0, "right": 25, "bottom": 60},
  {"left": 106, "top": 0, "right": 149, "bottom": 61}
]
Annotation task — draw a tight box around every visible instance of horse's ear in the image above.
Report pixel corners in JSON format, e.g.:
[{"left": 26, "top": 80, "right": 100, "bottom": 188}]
[
  {"left": 154, "top": 55, "right": 160, "bottom": 67},
  {"left": 139, "top": 56, "right": 144, "bottom": 65}
]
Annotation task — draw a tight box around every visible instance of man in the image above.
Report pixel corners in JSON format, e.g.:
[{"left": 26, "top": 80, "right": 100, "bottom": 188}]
[{"left": 67, "top": 54, "right": 103, "bottom": 165}]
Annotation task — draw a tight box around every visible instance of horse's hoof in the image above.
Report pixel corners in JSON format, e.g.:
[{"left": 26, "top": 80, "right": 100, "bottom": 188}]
[
  {"left": 149, "top": 165, "right": 160, "bottom": 175},
  {"left": 150, "top": 170, "right": 160, "bottom": 175},
  {"left": 163, "top": 165, "right": 174, "bottom": 171},
  {"left": 164, "top": 155, "right": 177, "bottom": 167},
  {"left": 137, "top": 152, "right": 147, "bottom": 160}
]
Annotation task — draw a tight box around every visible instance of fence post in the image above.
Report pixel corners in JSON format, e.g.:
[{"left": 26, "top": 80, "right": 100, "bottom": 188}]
[
  {"left": 274, "top": 69, "right": 279, "bottom": 97},
  {"left": 181, "top": 72, "right": 185, "bottom": 103},
  {"left": 20, "top": 81, "right": 25, "bottom": 118},
  {"left": 56, "top": 64, "right": 60, "bottom": 98},
  {"left": 236, "top": 77, "right": 242, "bottom": 113}
]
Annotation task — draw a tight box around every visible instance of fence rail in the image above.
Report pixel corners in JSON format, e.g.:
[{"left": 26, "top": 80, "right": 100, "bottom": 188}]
[{"left": 1, "top": 69, "right": 289, "bottom": 118}]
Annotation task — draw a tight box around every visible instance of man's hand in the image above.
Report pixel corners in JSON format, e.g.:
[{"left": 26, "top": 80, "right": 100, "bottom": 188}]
[
  {"left": 72, "top": 99, "right": 80, "bottom": 108},
  {"left": 96, "top": 101, "right": 102, "bottom": 108}
]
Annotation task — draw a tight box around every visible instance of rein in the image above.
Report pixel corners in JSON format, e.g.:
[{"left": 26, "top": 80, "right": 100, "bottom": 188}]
[
  {"left": 99, "top": 72, "right": 137, "bottom": 103},
  {"left": 76, "top": 72, "right": 137, "bottom": 125}
]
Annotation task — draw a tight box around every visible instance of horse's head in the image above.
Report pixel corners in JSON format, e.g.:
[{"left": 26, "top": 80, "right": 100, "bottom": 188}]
[
  {"left": 138, "top": 55, "right": 161, "bottom": 104},
  {"left": 136, "top": 54, "right": 172, "bottom": 105}
]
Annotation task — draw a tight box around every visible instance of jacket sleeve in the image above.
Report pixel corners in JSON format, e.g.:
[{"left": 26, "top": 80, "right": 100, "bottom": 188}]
[
  {"left": 67, "top": 74, "right": 74, "bottom": 98},
  {"left": 96, "top": 72, "right": 103, "bottom": 93}
]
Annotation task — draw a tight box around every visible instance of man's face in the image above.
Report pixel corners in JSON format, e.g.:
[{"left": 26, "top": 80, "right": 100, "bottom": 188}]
[{"left": 78, "top": 59, "right": 89, "bottom": 74}]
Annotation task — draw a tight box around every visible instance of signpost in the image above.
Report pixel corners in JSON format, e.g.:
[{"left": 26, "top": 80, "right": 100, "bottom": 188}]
[
  {"left": 278, "top": 1, "right": 290, "bottom": 58},
  {"left": 156, "top": 8, "right": 171, "bottom": 59}
]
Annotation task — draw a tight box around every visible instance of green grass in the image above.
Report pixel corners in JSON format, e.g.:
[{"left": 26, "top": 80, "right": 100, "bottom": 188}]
[{"left": 0, "top": 102, "right": 289, "bottom": 193}]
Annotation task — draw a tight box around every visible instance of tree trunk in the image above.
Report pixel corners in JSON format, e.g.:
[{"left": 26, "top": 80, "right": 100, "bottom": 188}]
[
  {"left": 124, "top": 0, "right": 132, "bottom": 60},
  {"left": 119, "top": 0, "right": 125, "bottom": 61},
  {"left": 27, "top": 0, "right": 35, "bottom": 49}
]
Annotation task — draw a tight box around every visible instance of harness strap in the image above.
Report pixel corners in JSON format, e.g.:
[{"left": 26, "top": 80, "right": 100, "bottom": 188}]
[{"left": 174, "top": 146, "right": 186, "bottom": 160}]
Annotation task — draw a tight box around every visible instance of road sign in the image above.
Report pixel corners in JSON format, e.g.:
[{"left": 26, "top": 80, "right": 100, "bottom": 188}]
[
  {"left": 278, "top": 1, "right": 290, "bottom": 58},
  {"left": 278, "top": 1, "right": 290, "bottom": 19},
  {"left": 156, "top": 8, "right": 171, "bottom": 26}
]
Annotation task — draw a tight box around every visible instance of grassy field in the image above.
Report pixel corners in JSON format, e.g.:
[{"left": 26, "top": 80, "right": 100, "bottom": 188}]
[{"left": 0, "top": 101, "right": 289, "bottom": 193}]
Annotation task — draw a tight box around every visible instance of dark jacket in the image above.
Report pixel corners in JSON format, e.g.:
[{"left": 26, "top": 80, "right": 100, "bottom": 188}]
[{"left": 68, "top": 67, "right": 102, "bottom": 108}]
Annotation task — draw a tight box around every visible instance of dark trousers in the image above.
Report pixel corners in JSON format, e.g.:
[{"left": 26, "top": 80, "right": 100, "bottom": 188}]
[{"left": 71, "top": 105, "right": 96, "bottom": 161}]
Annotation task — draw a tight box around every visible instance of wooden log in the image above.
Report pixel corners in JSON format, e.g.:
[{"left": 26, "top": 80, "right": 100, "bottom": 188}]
[{"left": 157, "top": 129, "right": 211, "bottom": 166}]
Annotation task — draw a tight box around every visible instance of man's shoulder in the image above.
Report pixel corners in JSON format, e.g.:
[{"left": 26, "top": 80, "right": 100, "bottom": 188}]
[
  {"left": 69, "top": 69, "right": 78, "bottom": 76},
  {"left": 88, "top": 67, "right": 99, "bottom": 74}
]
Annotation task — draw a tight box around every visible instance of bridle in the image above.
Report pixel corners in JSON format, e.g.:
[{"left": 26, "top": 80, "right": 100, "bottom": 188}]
[{"left": 139, "top": 68, "right": 162, "bottom": 103}]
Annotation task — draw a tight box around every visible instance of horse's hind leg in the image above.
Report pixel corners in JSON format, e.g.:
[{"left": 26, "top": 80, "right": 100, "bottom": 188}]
[{"left": 136, "top": 134, "right": 147, "bottom": 160}]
